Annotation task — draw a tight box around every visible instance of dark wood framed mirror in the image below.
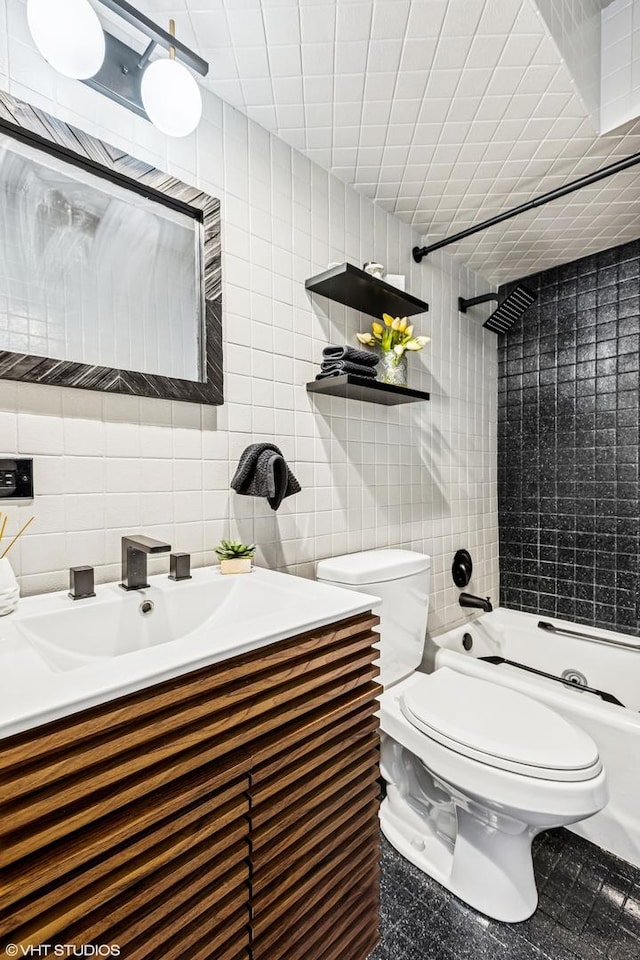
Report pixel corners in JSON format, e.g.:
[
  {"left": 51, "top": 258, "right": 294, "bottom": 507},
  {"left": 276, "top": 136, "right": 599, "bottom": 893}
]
[{"left": 0, "top": 90, "right": 222, "bottom": 405}]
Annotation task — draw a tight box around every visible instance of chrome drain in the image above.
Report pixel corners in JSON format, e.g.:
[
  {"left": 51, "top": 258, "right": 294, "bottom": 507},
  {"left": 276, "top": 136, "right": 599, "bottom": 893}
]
[
  {"left": 561, "top": 668, "right": 588, "bottom": 690},
  {"left": 139, "top": 599, "right": 155, "bottom": 616}
]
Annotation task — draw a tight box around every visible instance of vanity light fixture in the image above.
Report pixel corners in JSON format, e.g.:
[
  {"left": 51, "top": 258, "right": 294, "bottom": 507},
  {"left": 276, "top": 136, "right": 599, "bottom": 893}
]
[
  {"left": 27, "top": 0, "right": 106, "bottom": 80},
  {"left": 26, "top": 0, "right": 209, "bottom": 137},
  {"left": 140, "top": 21, "right": 203, "bottom": 138}
]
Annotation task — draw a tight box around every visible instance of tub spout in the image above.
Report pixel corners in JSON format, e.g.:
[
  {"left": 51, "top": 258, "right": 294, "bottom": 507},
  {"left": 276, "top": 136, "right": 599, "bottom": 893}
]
[{"left": 459, "top": 593, "right": 493, "bottom": 613}]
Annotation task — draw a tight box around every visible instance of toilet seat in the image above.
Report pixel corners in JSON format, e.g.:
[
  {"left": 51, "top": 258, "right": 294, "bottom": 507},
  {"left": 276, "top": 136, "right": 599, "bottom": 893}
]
[{"left": 400, "top": 668, "right": 601, "bottom": 782}]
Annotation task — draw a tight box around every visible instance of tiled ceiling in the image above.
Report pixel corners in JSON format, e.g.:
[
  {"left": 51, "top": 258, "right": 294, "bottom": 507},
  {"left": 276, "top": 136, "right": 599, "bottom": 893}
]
[{"left": 137, "top": 0, "right": 640, "bottom": 283}]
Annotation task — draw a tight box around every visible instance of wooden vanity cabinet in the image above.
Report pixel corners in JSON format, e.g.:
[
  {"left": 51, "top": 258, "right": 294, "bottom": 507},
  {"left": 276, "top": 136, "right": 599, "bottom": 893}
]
[{"left": 0, "top": 611, "right": 381, "bottom": 960}]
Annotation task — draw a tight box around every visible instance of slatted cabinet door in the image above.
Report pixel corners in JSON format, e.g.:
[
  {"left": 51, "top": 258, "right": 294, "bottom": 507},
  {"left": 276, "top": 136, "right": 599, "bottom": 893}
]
[
  {"left": 248, "top": 697, "right": 381, "bottom": 960},
  {"left": 247, "top": 614, "right": 381, "bottom": 960},
  {"left": 0, "top": 753, "right": 251, "bottom": 958},
  {"left": 0, "top": 611, "right": 380, "bottom": 960}
]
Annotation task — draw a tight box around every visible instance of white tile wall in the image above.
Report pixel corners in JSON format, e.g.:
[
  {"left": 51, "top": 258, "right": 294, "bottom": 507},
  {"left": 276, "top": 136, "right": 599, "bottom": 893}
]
[
  {"left": 601, "top": 0, "right": 640, "bottom": 132},
  {"left": 533, "top": 0, "right": 603, "bottom": 128},
  {"left": 0, "top": 0, "right": 497, "bottom": 637}
]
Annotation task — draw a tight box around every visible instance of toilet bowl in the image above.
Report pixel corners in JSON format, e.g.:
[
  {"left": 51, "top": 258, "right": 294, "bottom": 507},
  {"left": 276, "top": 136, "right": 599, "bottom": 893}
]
[
  {"left": 380, "top": 668, "right": 607, "bottom": 921},
  {"left": 317, "top": 549, "right": 608, "bottom": 923}
]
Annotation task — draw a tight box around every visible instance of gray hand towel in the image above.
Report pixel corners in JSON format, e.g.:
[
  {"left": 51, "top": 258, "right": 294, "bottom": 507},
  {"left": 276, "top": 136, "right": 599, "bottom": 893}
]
[
  {"left": 230, "top": 443, "right": 301, "bottom": 511},
  {"left": 319, "top": 360, "right": 377, "bottom": 377},
  {"left": 322, "top": 345, "right": 378, "bottom": 367},
  {"left": 315, "top": 368, "right": 376, "bottom": 380}
]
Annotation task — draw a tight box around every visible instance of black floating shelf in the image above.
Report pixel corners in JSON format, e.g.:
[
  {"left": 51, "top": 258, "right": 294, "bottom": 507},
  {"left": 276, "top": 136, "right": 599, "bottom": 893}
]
[
  {"left": 307, "top": 375, "right": 430, "bottom": 406},
  {"left": 305, "top": 262, "right": 428, "bottom": 319}
]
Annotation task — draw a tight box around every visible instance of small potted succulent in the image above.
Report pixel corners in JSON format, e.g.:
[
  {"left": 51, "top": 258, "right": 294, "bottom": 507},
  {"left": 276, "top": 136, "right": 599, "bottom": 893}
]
[{"left": 215, "top": 539, "right": 256, "bottom": 575}]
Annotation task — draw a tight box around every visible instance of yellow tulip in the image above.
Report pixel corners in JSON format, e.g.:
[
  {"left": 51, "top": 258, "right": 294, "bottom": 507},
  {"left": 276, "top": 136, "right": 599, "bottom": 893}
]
[
  {"left": 406, "top": 324, "right": 414, "bottom": 338},
  {"left": 356, "top": 332, "right": 375, "bottom": 345},
  {"left": 399, "top": 317, "right": 407, "bottom": 332},
  {"left": 372, "top": 321, "right": 383, "bottom": 336},
  {"left": 391, "top": 317, "right": 401, "bottom": 330},
  {"left": 393, "top": 344, "right": 404, "bottom": 356},
  {"left": 383, "top": 313, "right": 393, "bottom": 326},
  {"left": 405, "top": 336, "right": 431, "bottom": 351}
]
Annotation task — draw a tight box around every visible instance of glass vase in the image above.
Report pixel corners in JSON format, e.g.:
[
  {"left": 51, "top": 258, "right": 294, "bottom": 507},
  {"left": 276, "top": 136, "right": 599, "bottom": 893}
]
[
  {"left": 377, "top": 349, "right": 408, "bottom": 387},
  {"left": 0, "top": 557, "right": 20, "bottom": 616}
]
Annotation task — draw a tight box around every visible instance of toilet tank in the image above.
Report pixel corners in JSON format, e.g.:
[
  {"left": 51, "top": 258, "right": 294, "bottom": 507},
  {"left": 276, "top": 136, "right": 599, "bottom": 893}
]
[{"left": 316, "top": 550, "right": 431, "bottom": 688}]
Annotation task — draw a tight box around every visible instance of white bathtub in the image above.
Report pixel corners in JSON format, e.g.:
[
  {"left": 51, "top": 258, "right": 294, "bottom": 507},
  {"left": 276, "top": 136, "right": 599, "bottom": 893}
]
[{"left": 429, "top": 607, "right": 640, "bottom": 870}]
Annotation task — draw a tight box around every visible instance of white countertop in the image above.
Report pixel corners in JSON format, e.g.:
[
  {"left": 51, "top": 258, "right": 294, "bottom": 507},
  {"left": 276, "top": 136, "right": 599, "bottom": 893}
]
[{"left": 0, "top": 566, "right": 380, "bottom": 740}]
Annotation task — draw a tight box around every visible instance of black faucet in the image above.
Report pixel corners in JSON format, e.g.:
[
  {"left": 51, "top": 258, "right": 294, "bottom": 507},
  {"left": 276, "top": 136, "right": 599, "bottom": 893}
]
[
  {"left": 459, "top": 592, "right": 493, "bottom": 613},
  {"left": 121, "top": 535, "right": 171, "bottom": 591}
]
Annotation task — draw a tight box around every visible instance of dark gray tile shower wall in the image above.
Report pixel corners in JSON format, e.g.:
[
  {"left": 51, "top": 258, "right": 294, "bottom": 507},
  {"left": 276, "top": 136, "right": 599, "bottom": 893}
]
[{"left": 498, "top": 238, "right": 640, "bottom": 636}]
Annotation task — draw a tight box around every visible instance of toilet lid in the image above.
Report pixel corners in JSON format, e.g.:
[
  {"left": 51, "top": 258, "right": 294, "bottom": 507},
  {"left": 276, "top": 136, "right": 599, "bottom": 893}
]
[
  {"left": 316, "top": 549, "right": 431, "bottom": 585},
  {"left": 400, "top": 669, "right": 600, "bottom": 779}
]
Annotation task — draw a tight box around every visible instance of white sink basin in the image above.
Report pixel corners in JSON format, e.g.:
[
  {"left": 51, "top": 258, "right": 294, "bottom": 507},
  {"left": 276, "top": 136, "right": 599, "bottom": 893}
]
[
  {"left": 0, "top": 565, "right": 380, "bottom": 739},
  {"left": 16, "top": 574, "right": 295, "bottom": 672}
]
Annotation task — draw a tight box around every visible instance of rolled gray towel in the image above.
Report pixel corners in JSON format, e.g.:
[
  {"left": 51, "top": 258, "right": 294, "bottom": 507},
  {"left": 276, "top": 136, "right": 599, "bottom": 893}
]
[
  {"left": 322, "top": 345, "right": 378, "bottom": 367},
  {"left": 320, "top": 360, "right": 377, "bottom": 377},
  {"left": 316, "top": 368, "right": 377, "bottom": 380},
  {"left": 230, "top": 443, "right": 301, "bottom": 511}
]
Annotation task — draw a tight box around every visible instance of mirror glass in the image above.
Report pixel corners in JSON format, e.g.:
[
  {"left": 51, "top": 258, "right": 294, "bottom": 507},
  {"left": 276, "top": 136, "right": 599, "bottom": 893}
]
[
  {"left": 0, "top": 88, "right": 222, "bottom": 406},
  {"left": 0, "top": 132, "right": 203, "bottom": 382}
]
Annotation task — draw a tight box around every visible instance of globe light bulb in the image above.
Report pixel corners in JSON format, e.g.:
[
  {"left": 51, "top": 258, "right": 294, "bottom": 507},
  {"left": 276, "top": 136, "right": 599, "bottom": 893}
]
[
  {"left": 141, "top": 58, "right": 203, "bottom": 138},
  {"left": 27, "top": 0, "right": 105, "bottom": 80}
]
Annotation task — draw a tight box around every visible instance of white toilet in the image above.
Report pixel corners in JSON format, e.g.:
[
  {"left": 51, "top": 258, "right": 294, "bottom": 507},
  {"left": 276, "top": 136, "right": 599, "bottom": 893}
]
[{"left": 317, "top": 549, "right": 608, "bottom": 923}]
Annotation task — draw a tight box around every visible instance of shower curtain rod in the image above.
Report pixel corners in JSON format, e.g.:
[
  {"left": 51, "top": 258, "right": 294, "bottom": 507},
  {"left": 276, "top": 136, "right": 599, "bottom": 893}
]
[{"left": 412, "top": 148, "right": 640, "bottom": 263}]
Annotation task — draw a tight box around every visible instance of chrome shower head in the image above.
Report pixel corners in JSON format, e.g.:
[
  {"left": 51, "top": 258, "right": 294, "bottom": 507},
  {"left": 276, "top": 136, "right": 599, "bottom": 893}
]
[{"left": 458, "top": 283, "right": 537, "bottom": 334}]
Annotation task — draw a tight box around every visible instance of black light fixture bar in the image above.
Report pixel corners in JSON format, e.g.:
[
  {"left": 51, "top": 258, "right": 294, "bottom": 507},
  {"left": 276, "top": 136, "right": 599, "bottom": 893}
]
[
  {"left": 412, "top": 148, "right": 640, "bottom": 263},
  {"left": 95, "top": 0, "right": 208, "bottom": 75},
  {"left": 80, "top": 1, "right": 209, "bottom": 125}
]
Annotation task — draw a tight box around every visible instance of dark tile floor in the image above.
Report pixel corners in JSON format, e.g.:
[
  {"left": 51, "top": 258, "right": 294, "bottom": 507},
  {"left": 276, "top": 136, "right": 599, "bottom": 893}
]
[{"left": 368, "top": 830, "right": 640, "bottom": 960}]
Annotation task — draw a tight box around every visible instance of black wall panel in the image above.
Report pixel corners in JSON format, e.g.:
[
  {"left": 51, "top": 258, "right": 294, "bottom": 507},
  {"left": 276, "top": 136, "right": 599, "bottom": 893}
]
[{"left": 498, "top": 239, "right": 640, "bottom": 636}]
